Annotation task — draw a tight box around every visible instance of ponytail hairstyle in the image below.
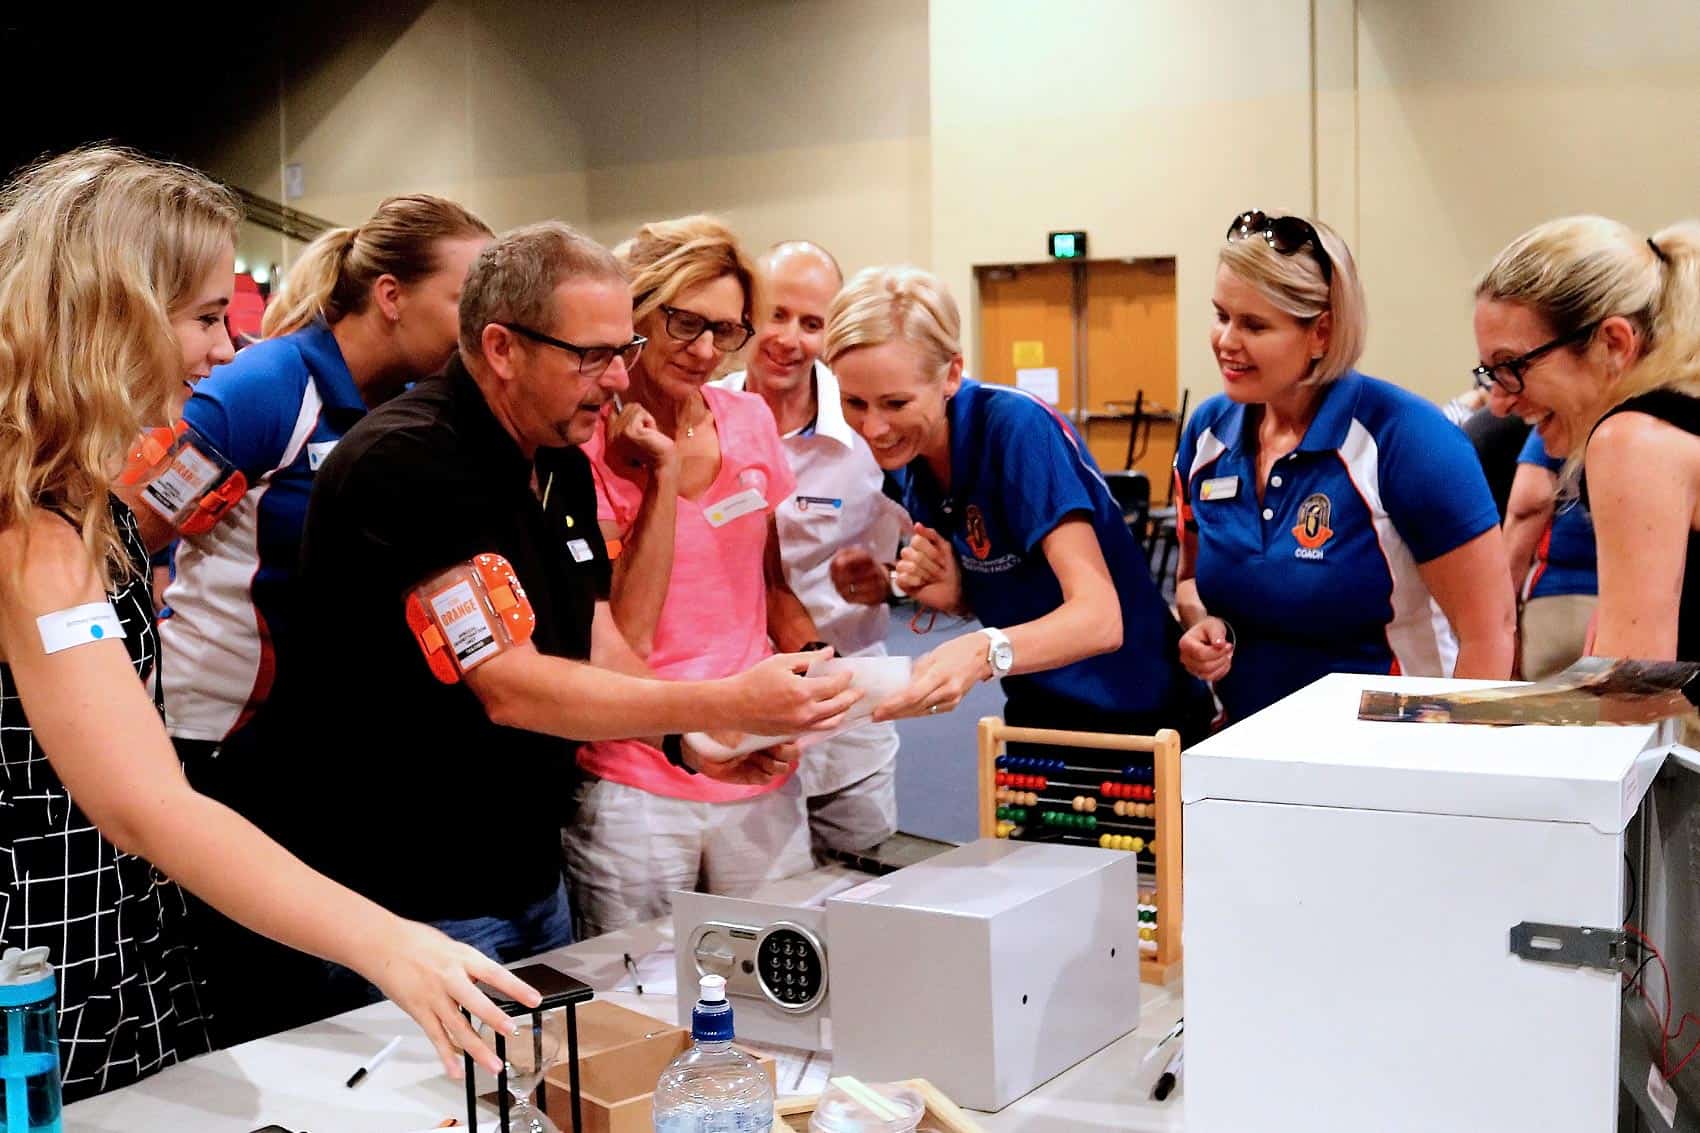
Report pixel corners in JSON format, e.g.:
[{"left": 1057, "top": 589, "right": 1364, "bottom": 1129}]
[
  {"left": 261, "top": 193, "right": 491, "bottom": 338},
  {"left": 1475, "top": 216, "right": 1700, "bottom": 465},
  {"left": 0, "top": 146, "right": 240, "bottom": 583}
]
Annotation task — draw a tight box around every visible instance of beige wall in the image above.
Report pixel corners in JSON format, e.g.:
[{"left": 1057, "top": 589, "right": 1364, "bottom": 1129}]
[
  {"left": 208, "top": 1, "right": 1700, "bottom": 408},
  {"left": 929, "top": 0, "right": 1700, "bottom": 406},
  {"left": 928, "top": 0, "right": 1316, "bottom": 403},
  {"left": 1352, "top": 0, "right": 1700, "bottom": 402},
  {"left": 209, "top": 0, "right": 931, "bottom": 283}
]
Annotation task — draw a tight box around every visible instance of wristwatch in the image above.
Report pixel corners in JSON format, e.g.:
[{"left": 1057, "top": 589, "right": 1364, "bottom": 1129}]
[{"left": 981, "top": 627, "right": 1014, "bottom": 680}]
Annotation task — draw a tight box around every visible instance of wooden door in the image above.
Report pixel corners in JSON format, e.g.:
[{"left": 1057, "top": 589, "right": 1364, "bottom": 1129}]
[
  {"left": 974, "top": 262, "right": 1077, "bottom": 415},
  {"left": 1082, "top": 259, "right": 1179, "bottom": 483},
  {"left": 973, "top": 258, "right": 1179, "bottom": 485}
]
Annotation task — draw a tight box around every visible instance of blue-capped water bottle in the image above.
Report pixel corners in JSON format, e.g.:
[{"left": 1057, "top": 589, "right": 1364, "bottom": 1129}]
[
  {"left": 0, "top": 947, "right": 60, "bottom": 1133},
  {"left": 653, "top": 974, "right": 773, "bottom": 1132}
]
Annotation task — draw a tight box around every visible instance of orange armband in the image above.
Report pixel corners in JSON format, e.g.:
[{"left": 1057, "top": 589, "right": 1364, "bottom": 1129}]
[
  {"left": 404, "top": 554, "right": 536, "bottom": 683},
  {"left": 121, "top": 421, "right": 247, "bottom": 535}
]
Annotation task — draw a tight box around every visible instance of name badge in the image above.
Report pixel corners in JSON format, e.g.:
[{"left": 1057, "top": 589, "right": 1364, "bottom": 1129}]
[
  {"left": 307, "top": 440, "right": 338, "bottom": 471},
  {"left": 1199, "top": 475, "right": 1239, "bottom": 501},
  {"left": 566, "top": 538, "right": 594, "bottom": 563},
  {"left": 704, "top": 487, "right": 767, "bottom": 528}
]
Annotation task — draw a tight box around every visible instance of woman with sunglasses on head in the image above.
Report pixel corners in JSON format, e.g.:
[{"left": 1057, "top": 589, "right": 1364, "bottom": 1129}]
[
  {"left": 567, "top": 215, "right": 829, "bottom": 934},
  {"left": 1474, "top": 217, "right": 1700, "bottom": 660},
  {"left": 0, "top": 147, "right": 535, "bottom": 1101},
  {"left": 823, "top": 266, "right": 1212, "bottom": 745},
  {"left": 1175, "top": 211, "right": 1513, "bottom": 722}
]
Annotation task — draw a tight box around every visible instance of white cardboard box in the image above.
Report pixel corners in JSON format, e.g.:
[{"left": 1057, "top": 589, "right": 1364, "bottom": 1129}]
[
  {"left": 826, "top": 838, "right": 1142, "bottom": 1111},
  {"left": 1183, "top": 673, "right": 1675, "bottom": 1132}
]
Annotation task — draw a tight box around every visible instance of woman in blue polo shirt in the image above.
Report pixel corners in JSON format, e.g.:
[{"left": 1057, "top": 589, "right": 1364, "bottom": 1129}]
[
  {"left": 126, "top": 194, "right": 491, "bottom": 1045},
  {"left": 1504, "top": 430, "right": 1597, "bottom": 679},
  {"left": 1174, "top": 210, "right": 1514, "bottom": 722},
  {"left": 149, "top": 194, "right": 491, "bottom": 773},
  {"left": 824, "top": 266, "right": 1210, "bottom": 741}
]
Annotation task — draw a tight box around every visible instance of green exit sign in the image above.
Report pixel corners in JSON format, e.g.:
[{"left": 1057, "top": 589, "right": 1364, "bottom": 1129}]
[{"left": 1049, "top": 230, "right": 1087, "bottom": 259}]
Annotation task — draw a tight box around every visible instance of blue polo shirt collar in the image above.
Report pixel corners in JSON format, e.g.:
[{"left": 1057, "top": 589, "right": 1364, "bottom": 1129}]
[
  {"left": 1209, "top": 370, "right": 1366, "bottom": 457},
  {"left": 293, "top": 321, "right": 365, "bottom": 416},
  {"left": 1295, "top": 371, "right": 1365, "bottom": 452}
]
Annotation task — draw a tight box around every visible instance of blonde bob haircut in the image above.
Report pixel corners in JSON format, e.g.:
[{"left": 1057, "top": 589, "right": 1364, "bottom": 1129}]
[
  {"left": 1218, "top": 213, "right": 1366, "bottom": 385},
  {"left": 821, "top": 265, "right": 962, "bottom": 379},
  {"left": 0, "top": 146, "right": 239, "bottom": 582},
  {"left": 263, "top": 193, "right": 491, "bottom": 338},
  {"left": 618, "top": 215, "right": 759, "bottom": 339},
  {"left": 1475, "top": 216, "right": 1700, "bottom": 446}
]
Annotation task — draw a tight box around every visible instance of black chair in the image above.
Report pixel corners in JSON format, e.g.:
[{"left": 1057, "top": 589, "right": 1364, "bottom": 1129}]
[{"left": 1103, "top": 469, "right": 1151, "bottom": 537}]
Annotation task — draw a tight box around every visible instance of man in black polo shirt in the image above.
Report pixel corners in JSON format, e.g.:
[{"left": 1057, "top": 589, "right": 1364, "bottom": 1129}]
[{"left": 259, "top": 222, "right": 855, "bottom": 983}]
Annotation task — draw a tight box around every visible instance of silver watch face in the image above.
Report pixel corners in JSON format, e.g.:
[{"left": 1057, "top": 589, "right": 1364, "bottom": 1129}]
[{"left": 992, "top": 641, "right": 1014, "bottom": 672}]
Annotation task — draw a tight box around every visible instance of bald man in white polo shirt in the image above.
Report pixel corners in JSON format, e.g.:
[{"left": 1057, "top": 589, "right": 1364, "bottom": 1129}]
[{"left": 718, "top": 241, "right": 910, "bottom": 853}]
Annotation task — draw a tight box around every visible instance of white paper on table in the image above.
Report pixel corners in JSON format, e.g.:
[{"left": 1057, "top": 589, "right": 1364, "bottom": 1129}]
[
  {"left": 1016, "top": 367, "right": 1060, "bottom": 404},
  {"left": 741, "top": 1040, "right": 834, "bottom": 1096},
  {"left": 612, "top": 946, "right": 678, "bottom": 996}
]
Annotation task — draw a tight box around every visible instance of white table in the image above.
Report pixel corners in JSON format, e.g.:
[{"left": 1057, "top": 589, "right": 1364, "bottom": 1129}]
[{"left": 64, "top": 869, "right": 1185, "bottom": 1132}]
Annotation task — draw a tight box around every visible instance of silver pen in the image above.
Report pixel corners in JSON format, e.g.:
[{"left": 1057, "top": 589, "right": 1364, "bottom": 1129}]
[{"left": 1140, "top": 1017, "right": 1184, "bottom": 1067}]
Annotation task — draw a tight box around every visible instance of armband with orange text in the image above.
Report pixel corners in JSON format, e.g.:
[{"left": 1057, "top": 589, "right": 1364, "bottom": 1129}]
[
  {"left": 404, "top": 554, "right": 536, "bottom": 683},
  {"left": 120, "top": 421, "right": 247, "bottom": 535}
]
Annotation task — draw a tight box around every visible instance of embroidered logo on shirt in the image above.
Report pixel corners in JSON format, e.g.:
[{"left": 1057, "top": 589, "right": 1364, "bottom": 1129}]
[
  {"left": 796, "top": 495, "right": 843, "bottom": 512},
  {"left": 965, "top": 504, "right": 992, "bottom": 560},
  {"left": 1293, "top": 492, "right": 1334, "bottom": 560}
]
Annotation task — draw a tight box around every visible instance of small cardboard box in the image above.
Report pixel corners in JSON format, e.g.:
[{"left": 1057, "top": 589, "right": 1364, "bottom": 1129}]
[{"left": 543, "top": 1001, "right": 775, "bottom": 1133}]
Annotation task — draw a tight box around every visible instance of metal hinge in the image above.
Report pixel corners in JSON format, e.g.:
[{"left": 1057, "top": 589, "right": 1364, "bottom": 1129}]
[{"left": 1509, "top": 921, "right": 1631, "bottom": 973}]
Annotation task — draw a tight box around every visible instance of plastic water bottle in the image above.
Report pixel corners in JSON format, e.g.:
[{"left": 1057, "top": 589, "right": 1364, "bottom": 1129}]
[
  {"left": 0, "top": 947, "right": 61, "bottom": 1133},
  {"left": 653, "top": 974, "right": 773, "bottom": 1133}
]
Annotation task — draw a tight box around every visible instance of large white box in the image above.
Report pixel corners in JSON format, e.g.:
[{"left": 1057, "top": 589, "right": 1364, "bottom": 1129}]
[
  {"left": 1183, "top": 673, "right": 1674, "bottom": 1132},
  {"left": 826, "top": 839, "right": 1142, "bottom": 1111}
]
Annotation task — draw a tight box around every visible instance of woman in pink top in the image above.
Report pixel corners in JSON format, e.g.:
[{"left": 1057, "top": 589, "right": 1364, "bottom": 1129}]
[{"left": 568, "top": 215, "right": 829, "bottom": 934}]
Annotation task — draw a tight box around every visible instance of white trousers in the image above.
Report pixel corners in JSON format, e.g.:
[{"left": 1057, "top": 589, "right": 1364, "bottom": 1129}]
[{"left": 562, "top": 776, "right": 814, "bottom": 937}]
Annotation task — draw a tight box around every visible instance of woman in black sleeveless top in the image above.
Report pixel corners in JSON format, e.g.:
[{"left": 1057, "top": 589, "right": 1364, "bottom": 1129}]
[
  {"left": 0, "top": 148, "right": 534, "bottom": 1100},
  {"left": 1471, "top": 216, "right": 1700, "bottom": 661}
]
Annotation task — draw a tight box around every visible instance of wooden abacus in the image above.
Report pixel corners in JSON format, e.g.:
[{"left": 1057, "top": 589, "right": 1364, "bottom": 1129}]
[{"left": 975, "top": 717, "right": 1183, "bottom": 987}]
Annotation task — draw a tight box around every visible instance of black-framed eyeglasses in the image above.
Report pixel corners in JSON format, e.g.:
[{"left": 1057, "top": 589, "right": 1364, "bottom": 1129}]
[
  {"left": 1470, "top": 321, "right": 1599, "bottom": 395},
  {"left": 500, "top": 323, "right": 646, "bottom": 379},
  {"left": 660, "top": 304, "right": 753, "bottom": 352},
  {"left": 1225, "top": 209, "right": 1334, "bottom": 287}
]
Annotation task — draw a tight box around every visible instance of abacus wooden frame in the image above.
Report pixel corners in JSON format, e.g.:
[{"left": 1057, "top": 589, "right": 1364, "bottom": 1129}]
[{"left": 975, "top": 717, "right": 1183, "bottom": 987}]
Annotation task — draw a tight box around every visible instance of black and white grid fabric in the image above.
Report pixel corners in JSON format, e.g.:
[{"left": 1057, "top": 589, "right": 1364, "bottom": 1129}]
[{"left": 0, "top": 499, "right": 209, "bottom": 1103}]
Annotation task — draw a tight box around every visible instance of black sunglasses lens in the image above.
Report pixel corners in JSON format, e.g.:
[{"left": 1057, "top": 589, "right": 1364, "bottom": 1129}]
[
  {"left": 1226, "top": 210, "right": 1265, "bottom": 241},
  {"left": 1265, "top": 217, "right": 1314, "bottom": 255}
]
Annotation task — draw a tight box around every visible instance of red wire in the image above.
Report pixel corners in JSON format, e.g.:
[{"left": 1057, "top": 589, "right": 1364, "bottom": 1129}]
[
  {"left": 909, "top": 607, "right": 937, "bottom": 634},
  {"left": 1625, "top": 924, "right": 1689, "bottom": 1078}
]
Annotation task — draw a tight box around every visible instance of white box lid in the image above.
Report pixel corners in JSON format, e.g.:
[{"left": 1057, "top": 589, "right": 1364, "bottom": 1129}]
[
  {"left": 1182, "top": 673, "right": 1675, "bottom": 833},
  {"left": 826, "top": 839, "right": 1128, "bottom": 920}
]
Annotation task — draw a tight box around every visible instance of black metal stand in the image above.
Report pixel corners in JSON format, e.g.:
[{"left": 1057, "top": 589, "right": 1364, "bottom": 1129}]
[{"left": 462, "top": 966, "right": 594, "bottom": 1133}]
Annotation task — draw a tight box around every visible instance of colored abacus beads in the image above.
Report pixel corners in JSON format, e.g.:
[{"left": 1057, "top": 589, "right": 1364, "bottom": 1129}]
[
  {"left": 1071, "top": 795, "right": 1098, "bottom": 813},
  {"left": 1111, "top": 801, "right": 1155, "bottom": 818},
  {"left": 1039, "top": 810, "right": 1098, "bottom": 831},
  {"left": 1099, "top": 781, "right": 1154, "bottom": 802},
  {"left": 1096, "top": 833, "right": 1145, "bottom": 852},
  {"left": 995, "top": 772, "right": 1049, "bottom": 790},
  {"left": 996, "top": 806, "right": 1030, "bottom": 822}
]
